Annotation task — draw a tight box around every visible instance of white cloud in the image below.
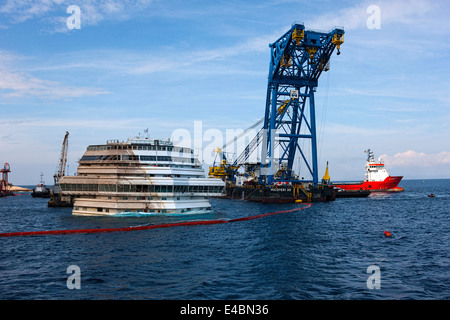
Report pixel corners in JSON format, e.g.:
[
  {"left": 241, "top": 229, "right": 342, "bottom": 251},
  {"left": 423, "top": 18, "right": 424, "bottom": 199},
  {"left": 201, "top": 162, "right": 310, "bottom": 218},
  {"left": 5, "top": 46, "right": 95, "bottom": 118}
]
[
  {"left": 380, "top": 150, "right": 450, "bottom": 167},
  {"left": 17, "top": 32, "right": 272, "bottom": 77},
  {"left": 0, "top": 51, "right": 109, "bottom": 99},
  {"left": 307, "top": 0, "right": 435, "bottom": 31},
  {"left": 0, "top": 68, "right": 109, "bottom": 99},
  {"left": 324, "top": 123, "right": 397, "bottom": 136},
  {"left": 0, "top": 0, "right": 154, "bottom": 31},
  {"left": 129, "top": 34, "right": 273, "bottom": 75},
  {"left": 0, "top": 0, "right": 62, "bottom": 23}
]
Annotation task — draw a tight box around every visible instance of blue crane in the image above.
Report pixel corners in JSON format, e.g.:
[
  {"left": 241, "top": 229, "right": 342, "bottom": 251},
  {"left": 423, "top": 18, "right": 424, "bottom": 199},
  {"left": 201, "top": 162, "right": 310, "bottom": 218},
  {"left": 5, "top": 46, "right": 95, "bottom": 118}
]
[
  {"left": 209, "top": 23, "right": 344, "bottom": 190},
  {"left": 259, "top": 23, "right": 344, "bottom": 185}
]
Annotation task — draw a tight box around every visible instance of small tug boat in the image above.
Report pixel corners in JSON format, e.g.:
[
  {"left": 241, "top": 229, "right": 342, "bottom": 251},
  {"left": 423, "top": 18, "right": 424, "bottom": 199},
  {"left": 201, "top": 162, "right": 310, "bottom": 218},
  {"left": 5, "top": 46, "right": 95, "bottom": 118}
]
[
  {"left": 332, "top": 149, "right": 404, "bottom": 193},
  {"left": 31, "top": 173, "right": 51, "bottom": 198}
]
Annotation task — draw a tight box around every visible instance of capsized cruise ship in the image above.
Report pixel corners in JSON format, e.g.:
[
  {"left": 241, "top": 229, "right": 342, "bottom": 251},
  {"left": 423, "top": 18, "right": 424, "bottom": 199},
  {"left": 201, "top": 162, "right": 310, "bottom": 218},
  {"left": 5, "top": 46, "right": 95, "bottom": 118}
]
[{"left": 58, "top": 136, "right": 225, "bottom": 216}]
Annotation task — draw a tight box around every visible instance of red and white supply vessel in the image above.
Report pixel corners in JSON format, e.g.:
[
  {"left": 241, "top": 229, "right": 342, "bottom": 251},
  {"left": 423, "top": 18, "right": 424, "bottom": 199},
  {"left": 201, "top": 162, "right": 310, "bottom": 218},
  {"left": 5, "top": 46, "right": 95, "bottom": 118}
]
[{"left": 333, "top": 149, "right": 404, "bottom": 192}]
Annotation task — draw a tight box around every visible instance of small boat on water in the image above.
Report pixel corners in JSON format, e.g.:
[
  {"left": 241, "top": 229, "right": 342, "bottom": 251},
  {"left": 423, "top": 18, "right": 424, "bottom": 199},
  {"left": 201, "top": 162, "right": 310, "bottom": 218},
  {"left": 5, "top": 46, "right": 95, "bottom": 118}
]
[
  {"left": 332, "top": 149, "right": 404, "bottom": 193},
  {"left": 31, "top": 173, "right": 51, "bottom": 198}
]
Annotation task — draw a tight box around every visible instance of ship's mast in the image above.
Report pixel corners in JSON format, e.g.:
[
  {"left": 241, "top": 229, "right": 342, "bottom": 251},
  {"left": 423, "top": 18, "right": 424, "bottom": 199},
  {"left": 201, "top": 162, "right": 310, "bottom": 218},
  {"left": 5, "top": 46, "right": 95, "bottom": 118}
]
[{"left": 365, "top": 149, "right": 374, "bottom": 162}]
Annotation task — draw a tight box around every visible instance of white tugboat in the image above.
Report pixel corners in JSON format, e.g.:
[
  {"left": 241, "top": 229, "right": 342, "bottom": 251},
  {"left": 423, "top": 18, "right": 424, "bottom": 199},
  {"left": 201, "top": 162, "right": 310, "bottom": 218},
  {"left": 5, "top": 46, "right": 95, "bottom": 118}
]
[{"left": 31, "top": 172, "right": 51, "bottom": 198}]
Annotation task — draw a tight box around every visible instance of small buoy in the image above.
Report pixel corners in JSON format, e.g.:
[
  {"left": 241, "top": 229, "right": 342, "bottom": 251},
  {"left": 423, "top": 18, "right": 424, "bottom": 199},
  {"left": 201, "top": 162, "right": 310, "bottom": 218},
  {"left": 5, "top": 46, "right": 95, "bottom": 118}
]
[{"left": 384, "top": 231, "right": 392, "bottom": 237}]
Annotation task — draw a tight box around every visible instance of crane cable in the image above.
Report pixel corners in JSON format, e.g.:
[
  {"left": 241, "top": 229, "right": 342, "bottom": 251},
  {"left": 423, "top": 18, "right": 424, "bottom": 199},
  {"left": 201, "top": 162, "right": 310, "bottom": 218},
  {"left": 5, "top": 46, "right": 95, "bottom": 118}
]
[{"left": 318, "top": 70, "right": 331, "bottom": 166}]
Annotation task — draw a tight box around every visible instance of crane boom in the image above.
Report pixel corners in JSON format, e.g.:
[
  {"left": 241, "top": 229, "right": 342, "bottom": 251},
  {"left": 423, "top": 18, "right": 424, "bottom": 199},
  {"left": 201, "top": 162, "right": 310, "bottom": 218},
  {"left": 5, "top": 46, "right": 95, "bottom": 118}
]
[{"left": 54, "top": 131, "right": 69, "bottom": 185}]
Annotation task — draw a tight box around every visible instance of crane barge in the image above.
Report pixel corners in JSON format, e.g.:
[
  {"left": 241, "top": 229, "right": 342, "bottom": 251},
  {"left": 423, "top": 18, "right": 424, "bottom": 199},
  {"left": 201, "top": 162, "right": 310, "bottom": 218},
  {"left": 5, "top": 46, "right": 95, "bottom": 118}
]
[{"left": 209, "top": 23, "right": 344, "bottom": 202}]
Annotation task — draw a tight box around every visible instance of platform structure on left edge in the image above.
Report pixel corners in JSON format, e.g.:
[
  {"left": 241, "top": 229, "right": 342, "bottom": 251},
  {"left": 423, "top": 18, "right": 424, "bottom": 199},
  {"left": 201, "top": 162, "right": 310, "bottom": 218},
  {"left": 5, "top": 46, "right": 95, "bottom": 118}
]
[{"left": 0, "top": 163, "right": 13, "bottom": 197}]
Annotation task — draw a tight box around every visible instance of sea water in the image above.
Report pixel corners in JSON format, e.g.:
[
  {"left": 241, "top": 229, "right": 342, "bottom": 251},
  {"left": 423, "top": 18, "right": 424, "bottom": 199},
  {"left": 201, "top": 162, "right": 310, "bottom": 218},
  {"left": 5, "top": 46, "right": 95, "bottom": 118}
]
[{"left": 0, "top": 179, "right": 449, "bottom": 300}]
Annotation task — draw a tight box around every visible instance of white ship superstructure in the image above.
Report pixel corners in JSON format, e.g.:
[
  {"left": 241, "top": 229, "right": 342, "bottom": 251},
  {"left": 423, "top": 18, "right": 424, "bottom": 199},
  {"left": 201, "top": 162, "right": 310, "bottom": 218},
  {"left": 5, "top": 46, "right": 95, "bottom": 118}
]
[
  {"left": 59, "top": 136, "right": 225, "bottom": 216},
  {"left": 364, "top": 149, "right": 390, "bottom": 182}
]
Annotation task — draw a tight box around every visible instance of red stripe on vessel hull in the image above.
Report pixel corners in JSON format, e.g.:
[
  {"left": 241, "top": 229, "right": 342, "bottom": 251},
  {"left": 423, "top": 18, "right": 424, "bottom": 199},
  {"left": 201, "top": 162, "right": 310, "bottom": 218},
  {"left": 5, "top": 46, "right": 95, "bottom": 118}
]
[{"left": 333, "top": 176, "right": 403, "bottom": 192}]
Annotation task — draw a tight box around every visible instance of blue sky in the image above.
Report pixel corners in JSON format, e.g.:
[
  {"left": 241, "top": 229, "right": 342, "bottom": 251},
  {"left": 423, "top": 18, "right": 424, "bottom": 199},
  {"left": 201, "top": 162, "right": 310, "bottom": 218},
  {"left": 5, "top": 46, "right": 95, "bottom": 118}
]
[{"left": 0, "top": 0, "right": 449, "bottom": 185}]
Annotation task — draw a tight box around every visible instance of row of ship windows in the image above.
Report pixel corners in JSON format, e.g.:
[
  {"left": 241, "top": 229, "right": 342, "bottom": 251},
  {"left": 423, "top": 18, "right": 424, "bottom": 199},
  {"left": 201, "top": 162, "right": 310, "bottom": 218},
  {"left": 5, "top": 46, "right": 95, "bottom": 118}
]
[
  {"left": 61, "top": 184, "right": 224, "bottom": 193},
  {"left": 80, "top": 155, "right": 195, "bottom": 163},
  {"left": 74, "top": 208, "right": 209, "bottom": 214},
  {"left": 76, "top": 174, "right": 204, "bottom": 178},
  {"left": 87, "top": 145, "right": 193, "bottom": 153}
]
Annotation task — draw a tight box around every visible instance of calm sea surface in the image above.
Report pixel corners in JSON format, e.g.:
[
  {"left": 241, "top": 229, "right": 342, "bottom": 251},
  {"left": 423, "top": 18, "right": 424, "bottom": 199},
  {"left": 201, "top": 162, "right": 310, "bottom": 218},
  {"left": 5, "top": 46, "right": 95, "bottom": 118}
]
[{"left": 0, "top": 179, "right": 449, "bottom": 300}]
